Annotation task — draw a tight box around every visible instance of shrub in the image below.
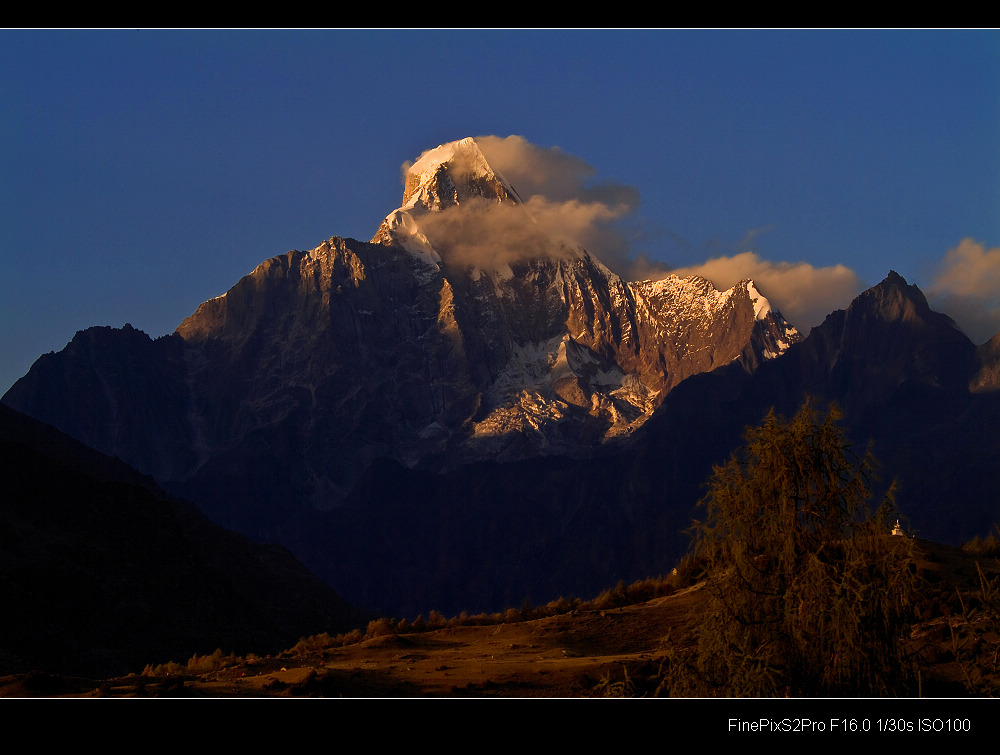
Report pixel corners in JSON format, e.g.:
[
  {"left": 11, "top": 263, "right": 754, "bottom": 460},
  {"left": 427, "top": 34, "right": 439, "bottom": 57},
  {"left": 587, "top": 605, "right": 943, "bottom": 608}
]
[
  {"left": 962, "top": 527, "right": 1000, "bottom": 558},
  {"left": 338, "top": 629, "right": 364, "bottom": 646},
  {"left": 185, "top": 648, "right": 238, "bottom": 675},
  {"left": 288, "top": 633, "right": 335, "bottom": 655},
  {"left": 364, "top": 617, "right": 397, "bottom": 638}
]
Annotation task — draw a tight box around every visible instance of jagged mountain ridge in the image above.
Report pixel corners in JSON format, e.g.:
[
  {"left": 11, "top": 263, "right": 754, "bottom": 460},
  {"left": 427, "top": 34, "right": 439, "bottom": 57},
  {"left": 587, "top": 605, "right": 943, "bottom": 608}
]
[
  {"left": 365, "top": 136, "right": 800, "bottom": 460},
  {"left": 4, "top": 138, "right": 800, "bottom": 504},
  {"left": 5, "top": 136, "right": 904, "bottom": 616},
  {"left": 624, "top": 270, "right": 1000, "bottom": 555}
]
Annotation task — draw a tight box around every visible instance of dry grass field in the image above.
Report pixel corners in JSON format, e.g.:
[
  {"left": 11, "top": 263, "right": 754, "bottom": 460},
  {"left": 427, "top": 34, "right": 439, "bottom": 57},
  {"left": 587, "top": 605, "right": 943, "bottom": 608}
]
[{"left": 2, "top": 538, "right": 997, "bottom": 700}]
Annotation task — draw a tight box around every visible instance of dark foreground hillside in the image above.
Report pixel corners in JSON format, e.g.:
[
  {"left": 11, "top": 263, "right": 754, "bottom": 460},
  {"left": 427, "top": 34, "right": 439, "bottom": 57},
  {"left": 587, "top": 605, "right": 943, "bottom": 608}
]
[
  {"left": 2, "top": 537, "right": 997, "bottom": 699},
  {"left": 0, "top": 404, "right": 368, "bottom": 679}
]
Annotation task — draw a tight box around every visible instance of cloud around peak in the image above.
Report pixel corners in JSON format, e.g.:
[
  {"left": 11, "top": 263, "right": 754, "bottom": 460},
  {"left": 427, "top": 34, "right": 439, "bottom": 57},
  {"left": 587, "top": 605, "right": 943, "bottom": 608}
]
[
  {"left": 474, "top": 135, "right": 642, "bottom": 267},
  {"left": 927, "top": 238, "right": 1000, "bottom": 343},
  {"left": 397, "top": 137, "right": 1000, "bottom": 343},
  {"left": 664, "top": 252, "right": 865, "bottom": 333},
  {"left": 400, "top": 136, "right": 867, "bottom": 331}
]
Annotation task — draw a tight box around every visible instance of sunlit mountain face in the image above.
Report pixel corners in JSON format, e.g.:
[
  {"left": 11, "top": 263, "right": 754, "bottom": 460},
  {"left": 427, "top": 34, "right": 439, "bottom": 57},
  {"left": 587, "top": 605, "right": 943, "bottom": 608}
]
[{"left": 4, "top": 139, "right": 998, "bottom": 617}]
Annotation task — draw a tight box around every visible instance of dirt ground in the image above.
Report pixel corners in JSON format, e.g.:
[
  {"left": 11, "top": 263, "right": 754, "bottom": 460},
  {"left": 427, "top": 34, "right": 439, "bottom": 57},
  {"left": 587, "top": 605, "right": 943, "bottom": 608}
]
[{"left": 0, "top": 585, "right": 705, "bottom": 699}]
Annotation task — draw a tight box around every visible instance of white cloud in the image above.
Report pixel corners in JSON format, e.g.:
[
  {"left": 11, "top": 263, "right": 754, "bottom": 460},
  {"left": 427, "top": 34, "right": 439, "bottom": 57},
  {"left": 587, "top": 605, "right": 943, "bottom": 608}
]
[
  {"left": 472, "top": 135, "right": 641, "bottom": 271},
  {"left": 401, "top": 134, "right": 640, "bottom": 271},
  {"left": 928, "top": 238, "right": 1000, "bottom": 343},
  {"left": 666, "top": 251, "right": 864, "bottom": 332},
  {"left": 413, "top": 136, "right": 870, "bottom": 334}
]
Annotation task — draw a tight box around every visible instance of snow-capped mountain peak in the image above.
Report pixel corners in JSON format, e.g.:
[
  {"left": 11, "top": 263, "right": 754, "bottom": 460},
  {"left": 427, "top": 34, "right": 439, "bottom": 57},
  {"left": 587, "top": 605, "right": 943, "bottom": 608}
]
[
  {"left": 372, "top": 137, "right": 524, "bottom": 262},
  {"left": 401, "top": 137, "right": 522, "bottom": 211}
]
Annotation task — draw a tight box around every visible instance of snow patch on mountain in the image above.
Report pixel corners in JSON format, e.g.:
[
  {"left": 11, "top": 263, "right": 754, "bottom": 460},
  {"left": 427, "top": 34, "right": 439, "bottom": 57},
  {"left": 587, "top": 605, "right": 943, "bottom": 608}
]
[
  {"left": 378, "top": 209, "right": 442, "bottom": 269},
  {"left": 471, "top": 332, "right": 657, "bottom": 446},
  {"left": 746, "top": 280, "right": 772, "bottom": 321}
]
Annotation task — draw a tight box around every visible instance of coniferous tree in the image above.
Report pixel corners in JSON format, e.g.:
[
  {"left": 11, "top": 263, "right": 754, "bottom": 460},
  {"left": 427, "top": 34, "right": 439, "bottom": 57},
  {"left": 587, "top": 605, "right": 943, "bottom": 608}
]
[{"left": 666, "top": 400, "right": 918, "bottom": 697}]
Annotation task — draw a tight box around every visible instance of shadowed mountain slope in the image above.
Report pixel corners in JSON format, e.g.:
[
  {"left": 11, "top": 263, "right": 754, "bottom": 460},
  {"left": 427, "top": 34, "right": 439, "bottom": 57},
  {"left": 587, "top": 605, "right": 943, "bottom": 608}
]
[
  {"left": 0, "top": 403, "right": 367, "bottom": 678},
  {"left": 626, "top": 271, "right": 1000, "bottom": 548}
]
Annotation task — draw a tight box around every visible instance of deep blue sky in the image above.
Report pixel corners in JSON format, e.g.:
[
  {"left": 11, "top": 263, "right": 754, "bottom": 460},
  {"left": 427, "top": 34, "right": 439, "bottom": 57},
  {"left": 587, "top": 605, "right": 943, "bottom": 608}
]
[{"left": 3, "top": 29, "right": 999, "bottom": 394}]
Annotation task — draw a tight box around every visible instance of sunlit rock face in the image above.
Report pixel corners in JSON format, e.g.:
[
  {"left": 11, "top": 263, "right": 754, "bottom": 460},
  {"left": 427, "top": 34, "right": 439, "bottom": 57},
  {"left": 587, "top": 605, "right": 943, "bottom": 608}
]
[
  {"left": 3, "top": 137, "right": 810, "bottom": 615},
  {"left": 5, "top": 138, "right": 801, "bottom": 501},
  {"left": 364, "top": 136, "right": 802, "bottom": 463}
]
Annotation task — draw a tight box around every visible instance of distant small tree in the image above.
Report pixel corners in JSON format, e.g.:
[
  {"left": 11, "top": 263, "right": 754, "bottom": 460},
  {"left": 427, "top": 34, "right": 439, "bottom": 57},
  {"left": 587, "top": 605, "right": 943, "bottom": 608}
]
[{"left": 664, "top": 400, "right": 918, "bottom": 697}]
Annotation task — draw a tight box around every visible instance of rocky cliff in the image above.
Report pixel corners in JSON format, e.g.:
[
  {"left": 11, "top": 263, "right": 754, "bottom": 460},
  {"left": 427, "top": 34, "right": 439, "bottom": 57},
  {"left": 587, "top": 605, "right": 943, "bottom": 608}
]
[
  {"left": 4, "top": 138, "right": 801, "bottom": 505},
  {"left": 3, "top": 138, "right": 817, "bottom": 614}
]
